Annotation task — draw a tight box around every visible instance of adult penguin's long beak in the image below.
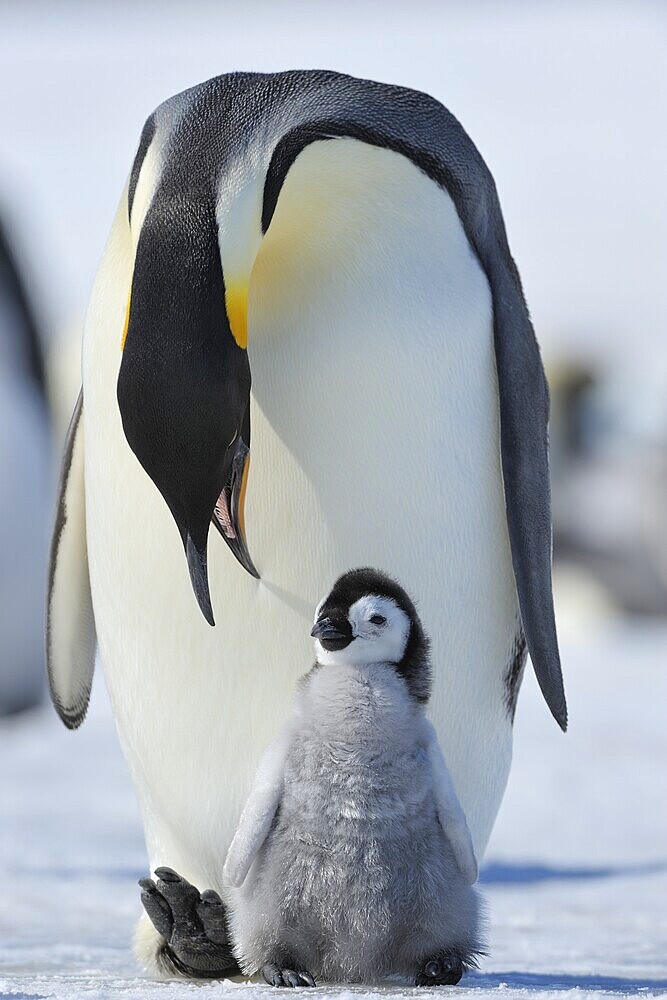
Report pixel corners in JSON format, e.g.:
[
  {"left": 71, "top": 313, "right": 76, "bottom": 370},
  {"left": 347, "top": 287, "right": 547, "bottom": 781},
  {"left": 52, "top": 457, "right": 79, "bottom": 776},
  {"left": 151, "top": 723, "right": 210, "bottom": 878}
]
[
  {"left": 182, "top": 438, "right": 257, "bottom": 627},
  {"left": 185, "top": 534, "right": 216, "bottom": 627}
]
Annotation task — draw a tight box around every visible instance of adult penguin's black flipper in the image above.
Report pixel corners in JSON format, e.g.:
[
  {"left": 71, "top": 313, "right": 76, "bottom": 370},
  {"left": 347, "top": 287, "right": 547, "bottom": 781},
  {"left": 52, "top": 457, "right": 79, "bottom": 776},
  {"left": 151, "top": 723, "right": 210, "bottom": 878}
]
[
  {"left": 47, "top": 390, "right": 97, "bottom": 728},
  {"left": 490, "top": 261, "right": 567, "bottom": 731},
  {"left": 372, "top": 93, "right": 568, "bottom": 731}
]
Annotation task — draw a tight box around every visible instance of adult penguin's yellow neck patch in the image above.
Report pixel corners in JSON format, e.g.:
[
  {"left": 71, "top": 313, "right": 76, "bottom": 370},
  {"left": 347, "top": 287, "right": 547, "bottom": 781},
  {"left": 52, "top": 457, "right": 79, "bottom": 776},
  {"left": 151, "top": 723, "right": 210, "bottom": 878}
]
[
  {"left": 120, "top": 291, "right": 132, "bottom": 351},
  {"left": 225, "top": 284, "right": 249, "bottom": 349}
]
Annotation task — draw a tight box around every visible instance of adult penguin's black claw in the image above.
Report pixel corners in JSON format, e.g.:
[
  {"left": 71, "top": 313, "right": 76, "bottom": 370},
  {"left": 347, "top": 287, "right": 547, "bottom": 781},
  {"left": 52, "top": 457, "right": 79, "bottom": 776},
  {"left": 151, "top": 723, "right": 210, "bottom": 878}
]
[
  {"left": 139, "top": 868, "right": 240, "bottom": 979},
  {"left": 139, "top": 877, "right": 173, "bottom": 939}
]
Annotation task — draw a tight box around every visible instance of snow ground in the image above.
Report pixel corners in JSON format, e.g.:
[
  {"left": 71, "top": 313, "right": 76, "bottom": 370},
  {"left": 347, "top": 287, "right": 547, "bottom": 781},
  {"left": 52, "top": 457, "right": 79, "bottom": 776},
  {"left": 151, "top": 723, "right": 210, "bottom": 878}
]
[{"left": 1, "top": 617, "right": 665, "bottom": 1000}]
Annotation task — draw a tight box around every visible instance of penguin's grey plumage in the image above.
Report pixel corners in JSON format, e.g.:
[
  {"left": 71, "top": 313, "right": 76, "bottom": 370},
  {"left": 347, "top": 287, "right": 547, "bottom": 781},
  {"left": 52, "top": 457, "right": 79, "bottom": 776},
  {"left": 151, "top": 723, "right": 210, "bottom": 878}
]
[{"left": 224, "top": 569, "right": 482, "bottom": 986}]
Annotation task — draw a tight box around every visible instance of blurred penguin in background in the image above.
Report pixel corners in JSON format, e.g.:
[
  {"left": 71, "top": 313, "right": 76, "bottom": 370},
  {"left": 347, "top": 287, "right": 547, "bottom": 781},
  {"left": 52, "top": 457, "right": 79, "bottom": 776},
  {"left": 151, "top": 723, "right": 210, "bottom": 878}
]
[{"left": 0, "top": 213, "right": 50, "bottom": 716}]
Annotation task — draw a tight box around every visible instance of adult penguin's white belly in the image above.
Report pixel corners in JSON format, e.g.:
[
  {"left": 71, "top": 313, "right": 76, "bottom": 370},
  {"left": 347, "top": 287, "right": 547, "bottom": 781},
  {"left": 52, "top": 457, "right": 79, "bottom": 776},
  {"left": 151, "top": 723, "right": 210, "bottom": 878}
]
[{"left": 83, "top": 137, "right": 516, "bottom": 889}]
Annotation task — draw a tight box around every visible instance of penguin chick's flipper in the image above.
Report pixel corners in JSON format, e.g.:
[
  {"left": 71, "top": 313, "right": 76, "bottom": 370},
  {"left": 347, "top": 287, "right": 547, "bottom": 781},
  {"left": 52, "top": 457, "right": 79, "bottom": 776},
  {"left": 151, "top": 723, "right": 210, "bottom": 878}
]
[
  {"left": 223, "top": 724, "right": 294, "bottom": 888},
  {"left": 47, "top": 389, "right": 97, "bottom": 729},
  {"left": 415, "top": 953, "right": 464, "bottom": 987},
  {"left": 262, "top": 963, "right": 316, "bottom": 988},
  {"left": 424, "top": 721, "right": 478, "bottom": 884},
  {"left": 139, "top": 868, "right": 239, "bottom": 979}
]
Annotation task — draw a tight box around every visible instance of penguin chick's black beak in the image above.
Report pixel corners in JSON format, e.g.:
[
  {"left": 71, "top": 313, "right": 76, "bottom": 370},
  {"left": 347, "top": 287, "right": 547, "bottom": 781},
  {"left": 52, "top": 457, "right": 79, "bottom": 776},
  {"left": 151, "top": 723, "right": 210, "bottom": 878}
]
[{"left": 311, "top": 617, "right": 353, "bottom": 651}]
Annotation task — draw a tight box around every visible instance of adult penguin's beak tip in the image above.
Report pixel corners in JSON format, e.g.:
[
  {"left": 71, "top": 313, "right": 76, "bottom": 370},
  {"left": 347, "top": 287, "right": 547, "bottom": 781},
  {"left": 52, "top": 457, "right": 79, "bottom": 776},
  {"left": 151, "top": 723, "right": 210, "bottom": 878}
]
[{"left": 185, "top": 534, "right": 216, "bottom": 626}]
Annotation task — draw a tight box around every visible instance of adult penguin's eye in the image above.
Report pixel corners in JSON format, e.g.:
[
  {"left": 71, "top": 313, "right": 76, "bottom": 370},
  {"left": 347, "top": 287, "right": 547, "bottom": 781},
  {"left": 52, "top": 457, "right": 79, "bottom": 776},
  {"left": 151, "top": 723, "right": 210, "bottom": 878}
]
[{"left": 370, "top": 615, "right": 386, "bottom": 626}]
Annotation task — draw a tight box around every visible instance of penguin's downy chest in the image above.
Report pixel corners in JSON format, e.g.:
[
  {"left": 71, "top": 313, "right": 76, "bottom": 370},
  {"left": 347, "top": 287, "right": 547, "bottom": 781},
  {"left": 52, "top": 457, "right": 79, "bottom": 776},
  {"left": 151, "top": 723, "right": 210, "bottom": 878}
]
[{"left": 275, "top": 679, "right": 436, "bottom": 912}]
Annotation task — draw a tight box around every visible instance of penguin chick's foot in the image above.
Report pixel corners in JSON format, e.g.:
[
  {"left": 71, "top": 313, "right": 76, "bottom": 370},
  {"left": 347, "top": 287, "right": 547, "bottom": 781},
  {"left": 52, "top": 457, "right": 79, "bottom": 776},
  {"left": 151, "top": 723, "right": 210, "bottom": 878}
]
[
  {"left": 262, "top": 963, "right": 316, "bottom": 988},
  {"left": 415, "top": 953, "right": 464, "bottom": 987},
  {"left": 139, "top": 867, "right": 240, "bottom": 979}
]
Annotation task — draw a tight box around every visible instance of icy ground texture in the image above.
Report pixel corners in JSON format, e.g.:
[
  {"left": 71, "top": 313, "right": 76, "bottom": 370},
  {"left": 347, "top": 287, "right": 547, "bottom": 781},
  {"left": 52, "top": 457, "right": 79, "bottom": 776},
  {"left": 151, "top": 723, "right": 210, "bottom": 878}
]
[{"left": 1, "top": 620, "right": 665, "bottom": 999}]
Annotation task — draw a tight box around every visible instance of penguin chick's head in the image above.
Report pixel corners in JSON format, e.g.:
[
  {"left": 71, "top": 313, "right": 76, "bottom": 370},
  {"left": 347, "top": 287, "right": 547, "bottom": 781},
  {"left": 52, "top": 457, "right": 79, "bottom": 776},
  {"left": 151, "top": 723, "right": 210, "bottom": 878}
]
[{"left": 311, "top": 568, "right": 431, "bottom": 702}]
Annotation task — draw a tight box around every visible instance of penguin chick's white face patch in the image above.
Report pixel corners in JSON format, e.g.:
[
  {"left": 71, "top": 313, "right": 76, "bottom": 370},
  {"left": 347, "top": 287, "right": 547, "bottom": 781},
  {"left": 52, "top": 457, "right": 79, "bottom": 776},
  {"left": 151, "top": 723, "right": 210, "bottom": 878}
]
[{"left": 315, "top": 595, "right": 410, "bottom": 667}]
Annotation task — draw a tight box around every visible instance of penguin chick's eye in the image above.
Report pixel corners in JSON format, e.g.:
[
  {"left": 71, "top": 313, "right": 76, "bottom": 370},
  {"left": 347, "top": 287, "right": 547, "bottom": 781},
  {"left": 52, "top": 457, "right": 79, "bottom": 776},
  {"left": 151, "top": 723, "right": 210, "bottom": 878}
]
[{"left": 370, "top": 614, "right": 386, "bottom": 626}]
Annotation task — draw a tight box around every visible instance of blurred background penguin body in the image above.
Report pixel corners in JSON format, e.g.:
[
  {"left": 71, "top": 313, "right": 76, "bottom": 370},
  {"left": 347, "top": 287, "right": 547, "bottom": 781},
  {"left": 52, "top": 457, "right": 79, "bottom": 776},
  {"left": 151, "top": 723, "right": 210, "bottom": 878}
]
[
  {"left": 0, "top": 217, "right": 50, "bottom": 717},
  {"left": 46, "top": 72, "right": 564, "bottom": 974}
]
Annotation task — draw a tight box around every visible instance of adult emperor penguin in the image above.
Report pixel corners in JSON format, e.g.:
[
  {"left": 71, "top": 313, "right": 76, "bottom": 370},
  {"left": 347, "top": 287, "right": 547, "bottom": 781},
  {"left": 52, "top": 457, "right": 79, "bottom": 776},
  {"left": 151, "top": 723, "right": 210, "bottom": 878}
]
[{"left": 47, "top": 71, "right": 566, "bottom": 977}]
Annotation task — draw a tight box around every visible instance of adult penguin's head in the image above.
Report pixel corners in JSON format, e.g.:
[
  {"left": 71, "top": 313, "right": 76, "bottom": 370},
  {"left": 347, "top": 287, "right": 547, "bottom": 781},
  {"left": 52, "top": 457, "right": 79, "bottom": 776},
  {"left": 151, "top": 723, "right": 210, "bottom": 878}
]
[{"left": 117, "top": 167, "right": 258, "bottom": 626}]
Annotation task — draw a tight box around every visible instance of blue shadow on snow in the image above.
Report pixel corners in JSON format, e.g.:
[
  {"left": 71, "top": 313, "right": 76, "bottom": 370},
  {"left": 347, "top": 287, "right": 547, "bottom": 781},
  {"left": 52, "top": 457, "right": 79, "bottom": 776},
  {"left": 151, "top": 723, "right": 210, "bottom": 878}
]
[
  {"left": 466, "top": 971, "right": 667, "bottom": 994},
  {"left": 480, "top": 860, "right": 667, "bottom": 886}
]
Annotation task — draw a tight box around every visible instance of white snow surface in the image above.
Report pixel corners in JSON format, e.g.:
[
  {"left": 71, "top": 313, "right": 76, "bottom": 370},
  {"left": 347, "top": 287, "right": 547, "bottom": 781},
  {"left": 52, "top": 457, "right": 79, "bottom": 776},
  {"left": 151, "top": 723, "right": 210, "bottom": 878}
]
[{"left": 1, "top": 618, "right": 666, "bottom": 1000}]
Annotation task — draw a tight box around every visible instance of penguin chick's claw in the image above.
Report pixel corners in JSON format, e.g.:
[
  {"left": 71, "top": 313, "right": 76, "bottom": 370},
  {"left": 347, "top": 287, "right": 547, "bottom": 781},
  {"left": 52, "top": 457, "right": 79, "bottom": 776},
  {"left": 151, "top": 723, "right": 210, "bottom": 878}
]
[
  {"left": 415, "top": 954, "right": 464, "bottom": 987},
  {"left": 139, "top": 867, "right": 240, "bottom": 979},
  {"left": 262, "top": 963, "right": 316, "bottom": 988}
]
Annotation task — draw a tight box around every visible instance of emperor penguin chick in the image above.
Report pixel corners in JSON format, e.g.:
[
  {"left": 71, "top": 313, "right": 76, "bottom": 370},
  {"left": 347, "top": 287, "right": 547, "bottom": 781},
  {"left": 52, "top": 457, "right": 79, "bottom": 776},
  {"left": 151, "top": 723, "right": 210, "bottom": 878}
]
[{"left": 223, "top": 568, "right": 483, "bottom": 987}]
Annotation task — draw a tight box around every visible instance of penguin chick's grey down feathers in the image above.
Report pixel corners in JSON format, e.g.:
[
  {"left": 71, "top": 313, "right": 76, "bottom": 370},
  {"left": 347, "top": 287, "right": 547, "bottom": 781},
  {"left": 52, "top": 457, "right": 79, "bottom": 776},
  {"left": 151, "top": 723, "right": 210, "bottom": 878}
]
[{"left": 223, "top": 568, "right": 482, "bottom": 986}]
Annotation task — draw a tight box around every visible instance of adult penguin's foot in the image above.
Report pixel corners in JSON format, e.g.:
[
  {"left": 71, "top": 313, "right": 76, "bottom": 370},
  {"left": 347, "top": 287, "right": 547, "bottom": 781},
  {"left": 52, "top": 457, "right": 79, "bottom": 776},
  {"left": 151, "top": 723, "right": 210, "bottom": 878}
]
[
  {"left": 139, "top": 867, "right": 240, "bottom": 979},
  {"left": 415, "top": 953, "right": 464, "bottom": 986},
  {"left": 262, "top": 963, "right": 316, "bottom": 987}
]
